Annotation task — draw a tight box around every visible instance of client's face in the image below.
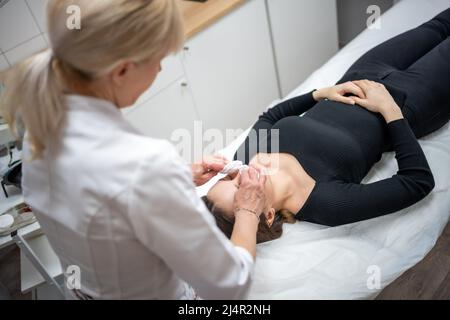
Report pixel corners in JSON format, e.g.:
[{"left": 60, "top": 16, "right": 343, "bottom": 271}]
[{"left": 207, "top": 164, "right": 275, "bottom": 220}]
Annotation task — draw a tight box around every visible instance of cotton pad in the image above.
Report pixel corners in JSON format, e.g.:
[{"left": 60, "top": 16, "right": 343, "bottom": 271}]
[
  {"left": 220, "top": 160, "right": 244, "bottom": 175},
  {"left": 0, "top": 214, "right": 14, "bottom": 230}
]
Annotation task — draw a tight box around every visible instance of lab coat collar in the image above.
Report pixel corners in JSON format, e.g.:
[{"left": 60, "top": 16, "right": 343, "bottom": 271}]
[
  {"left": 65, "top": 94, "right": 121, "bottom": 115},
  {"left": 65, "top": 94, "right": 139, "bottom": 133}
]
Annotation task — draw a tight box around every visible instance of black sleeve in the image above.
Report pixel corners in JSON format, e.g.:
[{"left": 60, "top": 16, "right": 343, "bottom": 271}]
[
  {"left": 234, "top": 91, "right": 317, "bottom": 162},
  {"left": 299, "top": 119, "right": 435, "bottom": 227}
]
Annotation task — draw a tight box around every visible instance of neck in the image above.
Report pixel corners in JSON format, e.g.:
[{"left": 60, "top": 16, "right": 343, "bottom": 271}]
[
  {"left": 269, "top": 172, "right": 293, "bottom": 211},
  {"left": 271, "top": 168, "right": 315, "bottom": 213},
  {"left": 66, "top": 77, "right": 116, "bottom": 106}
]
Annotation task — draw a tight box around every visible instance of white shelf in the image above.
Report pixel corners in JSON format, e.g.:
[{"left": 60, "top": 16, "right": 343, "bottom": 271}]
[
  {"left": 0, "top": 171, "right": 42, "bottom": 250},
  {"left": 20, "top": 233, "right": 62, "bottom": 293}
]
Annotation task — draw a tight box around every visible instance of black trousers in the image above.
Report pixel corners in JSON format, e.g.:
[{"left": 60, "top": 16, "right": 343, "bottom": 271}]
[{"left": 338, "top": 8, "right": 450, "bottom": 139}]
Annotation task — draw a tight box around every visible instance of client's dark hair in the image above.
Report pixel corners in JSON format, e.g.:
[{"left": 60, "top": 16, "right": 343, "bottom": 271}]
[{"left": 202, "top": 196, "right": 296, "bottom": 244}]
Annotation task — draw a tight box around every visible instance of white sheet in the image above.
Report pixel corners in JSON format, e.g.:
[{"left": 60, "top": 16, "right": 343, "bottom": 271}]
[{"left": 198, "top": 0, "right": 450, "bottom": 299}]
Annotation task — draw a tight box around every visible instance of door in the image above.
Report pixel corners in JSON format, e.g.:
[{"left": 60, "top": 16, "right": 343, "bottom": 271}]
[{"left": 267, "top": 0, "right": 339, "bottom": 96}]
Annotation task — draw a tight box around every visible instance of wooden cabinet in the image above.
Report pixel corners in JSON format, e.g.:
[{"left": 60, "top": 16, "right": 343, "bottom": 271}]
[
  {"left": 267, "top": 0, "right": 339, "bottom": 96},
  {"left": 181, "top": 0, "right": 279, "bottom": 132}
]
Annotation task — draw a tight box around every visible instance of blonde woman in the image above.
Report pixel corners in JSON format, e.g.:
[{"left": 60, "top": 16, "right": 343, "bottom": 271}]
[{"left": 0, "top": 0, "right": 268, "bottom": 300}]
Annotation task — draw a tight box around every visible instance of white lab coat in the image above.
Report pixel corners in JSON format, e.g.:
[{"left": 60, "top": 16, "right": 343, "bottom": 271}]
[{"left": 21, "top": 95, "right": 253, "bottom": 300}]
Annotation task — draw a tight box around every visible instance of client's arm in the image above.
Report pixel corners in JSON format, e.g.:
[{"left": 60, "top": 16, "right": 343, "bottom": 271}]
[
  {"left": 300, "top": 81, "right": 434, "bottom": 226},
  {"left": 256, "top": 91, "right": 317, "bottom": 128},
  {"left": 235, "top": 82, "right": 365, "bottom": 162},
  {"left": 258, "top": 81, "right": 365, "bottom": 127},
  {"left": 300, "top": 118, "right": 434, "bottom": 226}
]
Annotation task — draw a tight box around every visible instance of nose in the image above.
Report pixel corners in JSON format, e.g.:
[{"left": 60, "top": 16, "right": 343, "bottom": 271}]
[{"left": 229, "top": 171, "right": 240, "bottom": 181}]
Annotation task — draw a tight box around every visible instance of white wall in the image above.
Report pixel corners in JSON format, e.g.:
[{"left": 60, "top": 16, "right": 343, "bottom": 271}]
[{"left": 0, "top": 0, "right": 48, "bottom": 71}]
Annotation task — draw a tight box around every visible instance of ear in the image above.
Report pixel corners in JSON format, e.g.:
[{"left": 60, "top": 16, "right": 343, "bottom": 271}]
[
  {"left": 265, "top": 208, "right": 276, "bottom": 228},
  {"left": 111, "top": 60, "right": 135, "bottom": 86}
]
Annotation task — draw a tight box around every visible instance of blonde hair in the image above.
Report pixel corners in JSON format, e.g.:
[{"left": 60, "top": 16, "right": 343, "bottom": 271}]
[{"left": 0, "top": 0, "right": 184, "bottom": 159}]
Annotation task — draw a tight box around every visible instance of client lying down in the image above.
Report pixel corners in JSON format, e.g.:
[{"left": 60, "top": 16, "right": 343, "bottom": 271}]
[{"left": 203, "top": 9, "right": 450, "bottom": 243}]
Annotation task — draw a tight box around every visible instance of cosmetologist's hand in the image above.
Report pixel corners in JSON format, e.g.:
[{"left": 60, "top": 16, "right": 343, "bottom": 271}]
[
  {"left": 191, "top": 155, "right": 229, "bottom": 186},
  {"left": 233, "top": 166, "right": 267, "bottom": 222}
]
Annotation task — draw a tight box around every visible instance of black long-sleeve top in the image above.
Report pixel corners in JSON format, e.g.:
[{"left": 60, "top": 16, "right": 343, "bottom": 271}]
[{"left": 234, "top": 92, "right": 435, "bottom": 226}]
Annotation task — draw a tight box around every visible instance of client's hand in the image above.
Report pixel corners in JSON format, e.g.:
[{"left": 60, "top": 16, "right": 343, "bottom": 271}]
[
  {"left": 352, "top": 80, "right": 404, "bottom": 123},
  {"left": 191, "top": 155, "right": 229, "bottom": 186},
  {"left": 313, "top": 81, "right": 366, "bottom": 105},
  {"left": 233, "top": 166, "right": 267, "bottom": 222}
]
